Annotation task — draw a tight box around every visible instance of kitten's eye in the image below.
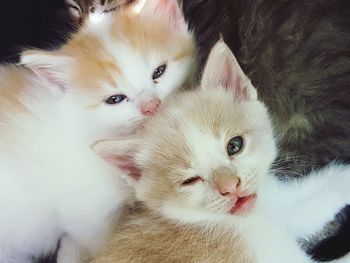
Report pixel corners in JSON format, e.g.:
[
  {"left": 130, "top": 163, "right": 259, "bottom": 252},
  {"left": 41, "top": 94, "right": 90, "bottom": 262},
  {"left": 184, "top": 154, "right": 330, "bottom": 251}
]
[
  {"left": 105, "top": 95, "right": 127, "bottom": 105},
  {"left": 227, "top": 136, "right": 244, "bottom": 156},
  {"left": 152, "top": 64, "right": 167, "bottom": 81},
  {"left": 181, "top": 176, "right": 203, "bottom": 186}
]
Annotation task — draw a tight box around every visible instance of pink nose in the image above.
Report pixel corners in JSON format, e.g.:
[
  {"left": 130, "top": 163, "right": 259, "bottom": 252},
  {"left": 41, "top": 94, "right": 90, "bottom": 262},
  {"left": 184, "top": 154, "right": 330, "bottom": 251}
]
[
  {"left": 141, "top": 98, "right": 161, "bottom": 116},
  {"left": 212, "top": 167, "right": 241, "bottom": 197}
]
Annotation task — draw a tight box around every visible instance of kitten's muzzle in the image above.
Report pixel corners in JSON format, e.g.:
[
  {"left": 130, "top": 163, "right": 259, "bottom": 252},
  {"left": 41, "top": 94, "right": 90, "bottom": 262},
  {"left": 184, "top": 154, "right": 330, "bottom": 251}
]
[
  {"left": 212, "top": 167, "right": 241, "bottom": 197},
  {"left": 229, "top": 194, "right": 257, "bottom": 215},
  {"left": 211, "top": 167, "right": 257, "bottom": 215},
  {"left": 140, "top": 98, "right": 161, "bottom": 116}
]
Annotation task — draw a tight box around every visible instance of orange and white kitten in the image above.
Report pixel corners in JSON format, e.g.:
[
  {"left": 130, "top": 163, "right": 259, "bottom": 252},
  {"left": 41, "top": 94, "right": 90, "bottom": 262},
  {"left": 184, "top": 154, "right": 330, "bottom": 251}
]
[
  {"left": 92, "top": 41, "right": 350, "bottom": 263},
  {"left": 22, "top": 0, "right": 194, "bottom": 141},
  {"left": 0, "top": 0, "right": 194, "bottom": 262}
]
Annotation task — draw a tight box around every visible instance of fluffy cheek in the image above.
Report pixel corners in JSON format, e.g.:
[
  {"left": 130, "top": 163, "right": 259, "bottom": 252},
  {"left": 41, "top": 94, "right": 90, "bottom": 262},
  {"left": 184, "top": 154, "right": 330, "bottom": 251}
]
[
  {"left": 156, "top": 59, "right": 192, "bottom": 99},
  {"left": 179, "top": 186, "right": 206, "bottom": 207},
  {"left": 234, "top": 151, "right": 274, "bottom": 193},
  {"left": 237, "top": 167, "right": 260, "bottom": 193},
  {"left": 148, "top": 184, "right": 231, "bottom": 223},
  {"left": 179, "top": 185, "right": 230, "bottom": 214},
  {"left": 153, "top": 185, "right": 209, "bottom": 214},
  {"left": 91, "top": 103, "right": 145, "bottom": 137},
  {"left": 203, "top": 194, "right": 232, "bottom": 214}
]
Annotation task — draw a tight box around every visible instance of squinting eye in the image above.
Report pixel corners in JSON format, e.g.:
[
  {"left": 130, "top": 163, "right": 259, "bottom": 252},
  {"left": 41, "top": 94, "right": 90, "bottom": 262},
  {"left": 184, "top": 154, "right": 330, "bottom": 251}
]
[
  {"left": 181, "top": 176, "right": 203, "bottom": 186},
  {"left": 105, "top": 94, "right": 127, "bottom": 105},
  {"left": 152, "top": 64, "right": 167, "bottom": 81},
  {"left": 227, "top": 136, "right": 244, "bottom": 156}
]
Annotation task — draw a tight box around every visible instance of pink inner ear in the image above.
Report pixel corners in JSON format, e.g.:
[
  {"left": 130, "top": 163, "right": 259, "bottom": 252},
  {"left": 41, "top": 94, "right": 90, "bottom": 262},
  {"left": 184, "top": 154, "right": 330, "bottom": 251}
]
[
  {"left": 39, "top": 69, "right": 66, "bottom": 91},
  {"left": 28, "top": 62, "right": 67, "bottom": 92},
  {"left": 157, "top": 0, "right": 181, "bottom": 20},
  {"left": 219, "top": 57, "right": 249, "bottom": 100},
  {"left": 142, "top": 0, "right": 184, "bottom": 31},
  {"left": 104, "top": 155, "right": 141, "bottom": 180},
  {"left": 219, "top": 59, "right": 239, "bottom": 89}
]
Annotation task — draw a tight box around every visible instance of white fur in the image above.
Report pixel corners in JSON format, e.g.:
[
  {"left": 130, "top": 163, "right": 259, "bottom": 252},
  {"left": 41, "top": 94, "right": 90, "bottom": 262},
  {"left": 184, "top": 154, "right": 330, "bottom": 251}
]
[
  {"left": 56, "top": 236, "right": 82, "bottom": 263},
  {"left": 248, "top": 164, "right": 350, "bottom": 263},
  {"left": 155, "top": 122, "right": 350, "bottom": 263},
  {"left": 0, "top": 1, "right": 193, "bottom": 261},
  {"left": 0, "top": 72, "right": 132, "bottom": 262},
  {"left": 264, "top": 164, "right": 350, "bottom": 239},
  {"left": 0, "top": 0, "right": 193, "bottom": 261},
  {"left": 0, "top": 40, "right": 191, "bottom": 262}
]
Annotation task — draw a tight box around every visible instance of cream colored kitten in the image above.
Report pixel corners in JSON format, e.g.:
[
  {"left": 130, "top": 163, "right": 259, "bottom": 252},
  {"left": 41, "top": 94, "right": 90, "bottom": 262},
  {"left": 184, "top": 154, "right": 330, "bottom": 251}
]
[
  {"left": 92, "top": 41, "right": 350, "bottom": 263},
  {"left": 0, "top": 0, "right": 194, "bottom": 262},
  {"left": 90, "top": 204, "right": 252, "bottom": 263}
]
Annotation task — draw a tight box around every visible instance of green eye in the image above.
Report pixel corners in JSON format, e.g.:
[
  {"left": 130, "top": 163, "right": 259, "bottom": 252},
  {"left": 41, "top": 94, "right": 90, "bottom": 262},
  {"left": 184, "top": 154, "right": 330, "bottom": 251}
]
[{"left": 227, "top": 136, "right": 244, "bottom": 156}]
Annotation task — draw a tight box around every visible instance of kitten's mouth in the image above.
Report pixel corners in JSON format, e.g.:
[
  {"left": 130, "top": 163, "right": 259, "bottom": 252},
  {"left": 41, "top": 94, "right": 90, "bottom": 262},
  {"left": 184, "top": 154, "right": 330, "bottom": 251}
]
[{"left": 229, "top": 194, "right": 257, "bottom": 215}]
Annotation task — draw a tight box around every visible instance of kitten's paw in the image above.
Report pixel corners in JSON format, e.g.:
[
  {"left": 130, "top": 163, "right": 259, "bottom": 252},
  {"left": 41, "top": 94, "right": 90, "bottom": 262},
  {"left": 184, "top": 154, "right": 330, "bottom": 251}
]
[{"left": 57, "top": 236, "right": 82, "bottom": 263}]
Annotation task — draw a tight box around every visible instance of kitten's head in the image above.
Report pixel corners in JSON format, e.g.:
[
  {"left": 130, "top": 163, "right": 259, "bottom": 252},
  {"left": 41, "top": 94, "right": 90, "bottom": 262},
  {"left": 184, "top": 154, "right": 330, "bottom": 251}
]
[
  {"left": 95, "top": 40, "right": 276, "bottom": 224},
  {"left": 20, "top": 0, "right": 194, "bottom": 140}
]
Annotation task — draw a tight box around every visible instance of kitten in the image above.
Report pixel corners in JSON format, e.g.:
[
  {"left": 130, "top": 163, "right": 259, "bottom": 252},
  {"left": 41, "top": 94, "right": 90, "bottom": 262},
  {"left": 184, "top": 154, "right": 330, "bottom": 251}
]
[
  {"left": 181, "top": 0, "right": 350, "bottom": 259},
  {"left": 0, "top": 0, "right": 194, "bottom": 262},
  {"left": 20, "top": 0, "right": 194, "bottom": 141},
  {"left": 91, "top": 41, "right": 350, "bottom": 263}
]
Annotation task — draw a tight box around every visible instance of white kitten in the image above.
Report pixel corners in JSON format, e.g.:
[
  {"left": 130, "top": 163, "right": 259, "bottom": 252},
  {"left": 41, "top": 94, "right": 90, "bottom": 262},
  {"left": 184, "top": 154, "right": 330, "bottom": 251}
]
[
  {"left": 92, "top": 40, "right": 350, "bottom": 263},
  {"left": 0, "top": 0, "right": 194, "bottom": 262}
]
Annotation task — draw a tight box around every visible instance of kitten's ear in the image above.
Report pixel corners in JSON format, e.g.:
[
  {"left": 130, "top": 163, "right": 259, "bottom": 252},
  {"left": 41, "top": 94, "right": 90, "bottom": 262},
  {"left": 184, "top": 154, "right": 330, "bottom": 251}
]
[
  {"left": 93, "top": 139, "right": 142, "bottom": 184},
  {"left": 138, "top": 0, "right": 187, "bottom": 34},
  {"left": 20, "top": 50, "right": 73, "bottom": 91},
  {"left": 201, "top": 39, "right": 257, "bottom": 101}
]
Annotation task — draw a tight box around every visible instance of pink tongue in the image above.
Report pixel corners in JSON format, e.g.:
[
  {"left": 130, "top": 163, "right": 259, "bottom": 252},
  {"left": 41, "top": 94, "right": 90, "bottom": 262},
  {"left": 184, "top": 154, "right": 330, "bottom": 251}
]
[{"left": 230, "top": 195, "right": 256, "bottom": 214}]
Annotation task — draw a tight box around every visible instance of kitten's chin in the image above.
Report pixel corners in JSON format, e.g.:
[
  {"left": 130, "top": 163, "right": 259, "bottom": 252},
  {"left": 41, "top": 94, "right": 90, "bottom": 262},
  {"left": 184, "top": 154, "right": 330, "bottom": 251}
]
[
  {"left": 229, "top": 194, "right": 257, "bottom": 216},
  {"left": 159, "top": 204, "right": 225, "bottom": 224}
]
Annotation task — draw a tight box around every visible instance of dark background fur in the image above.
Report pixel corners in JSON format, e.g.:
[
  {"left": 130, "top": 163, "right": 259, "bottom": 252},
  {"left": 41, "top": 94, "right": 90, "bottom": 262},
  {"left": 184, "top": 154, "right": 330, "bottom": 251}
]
[
  {"left": 0, "top": 0, "right": 91, "bottom": 64},
  {"left": 182, "top": 0, "right": 350, "bottom": 260}
]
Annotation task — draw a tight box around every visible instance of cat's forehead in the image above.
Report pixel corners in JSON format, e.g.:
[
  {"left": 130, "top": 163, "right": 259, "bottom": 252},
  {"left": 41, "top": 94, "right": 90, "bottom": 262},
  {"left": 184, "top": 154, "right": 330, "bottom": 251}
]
[
  {"left": 140, "top": 89, "right": 269, "bottom": 166},
  {"left": 170, "top": 89, "right": 267, "bottom": 135},
  {"left": 62, "top": 34, "right": 152, "bottom": 95},
  {"left": 62, "top": 12, "right": 193, "bottom": 92},
  {"left": 112, "top": 12, "right": 193, "bottom": 56}
]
